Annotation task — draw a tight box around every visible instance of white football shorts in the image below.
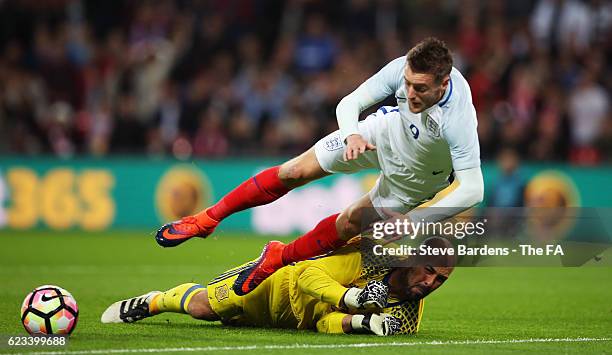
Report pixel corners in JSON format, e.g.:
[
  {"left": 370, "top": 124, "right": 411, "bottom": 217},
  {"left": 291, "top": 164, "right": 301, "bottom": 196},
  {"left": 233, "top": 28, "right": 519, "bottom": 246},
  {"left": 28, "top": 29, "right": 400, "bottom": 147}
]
[{"left": 314, "top": 108, "right": 424, "bottom": 218}]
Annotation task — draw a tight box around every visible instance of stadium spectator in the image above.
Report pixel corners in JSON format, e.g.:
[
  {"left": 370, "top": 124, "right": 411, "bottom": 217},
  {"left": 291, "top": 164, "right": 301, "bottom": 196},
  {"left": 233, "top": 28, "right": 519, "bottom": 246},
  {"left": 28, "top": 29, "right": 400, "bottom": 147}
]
[
  {"left": 109, "top": 94, "right": 146, "bottom": 154},
  {"left": 568, "top": 71, "right": 610, "bottom": 164},
  {"left": 0, "top": 0, "right": 609, "bottom": 163},
  {"left": 192, "top": 108, "right": 229, "bottom": 157},
  {"left": 488, "top": 147, "right": 526, "bottom": 207},
  {"left": 293, "top": 14, "right": 338, "bottom": 74}
]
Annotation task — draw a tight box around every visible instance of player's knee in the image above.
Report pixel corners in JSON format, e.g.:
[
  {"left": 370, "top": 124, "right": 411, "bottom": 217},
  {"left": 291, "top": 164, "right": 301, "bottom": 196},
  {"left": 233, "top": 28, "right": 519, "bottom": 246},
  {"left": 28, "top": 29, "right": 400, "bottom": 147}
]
[
  {"left": 337, "top": 208, "right": 362, "bottom": 239},
  {"left": 187, "top": 291, "right": 219, "bottom": 321},
  {"left": 278, "top": 148, "right": 326, "bottom": 188},
  {"left": 279, "top": 161, "right": 313, "bottom": 187}
]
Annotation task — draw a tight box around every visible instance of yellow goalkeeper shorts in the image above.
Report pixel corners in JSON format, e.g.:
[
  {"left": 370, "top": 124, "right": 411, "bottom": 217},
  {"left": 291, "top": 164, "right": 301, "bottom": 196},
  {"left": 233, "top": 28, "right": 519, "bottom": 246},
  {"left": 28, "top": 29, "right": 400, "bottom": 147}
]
[{"left": 206, "top": 261, "right": 298, "bottom": 329}]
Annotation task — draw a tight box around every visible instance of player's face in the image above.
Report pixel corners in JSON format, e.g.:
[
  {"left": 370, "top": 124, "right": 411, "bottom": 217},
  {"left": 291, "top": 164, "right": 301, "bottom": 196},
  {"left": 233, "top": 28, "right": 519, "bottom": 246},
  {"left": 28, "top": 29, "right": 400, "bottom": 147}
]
[
  {"left": 400, "top": 265, "right": 452, "bottom": 301},
  {"left": 403, "top": 66, "right": 449, "bottom": 113}
]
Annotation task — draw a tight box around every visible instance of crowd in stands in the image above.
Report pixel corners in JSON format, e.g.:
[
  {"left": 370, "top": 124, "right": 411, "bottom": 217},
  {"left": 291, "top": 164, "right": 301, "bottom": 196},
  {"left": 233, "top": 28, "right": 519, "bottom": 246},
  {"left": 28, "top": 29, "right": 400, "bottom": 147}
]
[{"left": 0, "top": 0, "right": 610, "bottom": 164}]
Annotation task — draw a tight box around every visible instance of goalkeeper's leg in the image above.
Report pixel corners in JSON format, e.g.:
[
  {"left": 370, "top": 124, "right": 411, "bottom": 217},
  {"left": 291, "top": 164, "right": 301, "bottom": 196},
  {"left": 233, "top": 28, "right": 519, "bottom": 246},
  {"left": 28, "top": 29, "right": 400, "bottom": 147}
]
[
  {"left": 156, "top": 148, "right": 329, "bottom": 247},
  {"left": 184, "top": 290, "right": 219, "bottom": 321},
  {"left": 233, "top": 193, "right": 376, "bottom": 295},
  {"left": 101, "top": 283, "right": 218, "bottom": 323}
]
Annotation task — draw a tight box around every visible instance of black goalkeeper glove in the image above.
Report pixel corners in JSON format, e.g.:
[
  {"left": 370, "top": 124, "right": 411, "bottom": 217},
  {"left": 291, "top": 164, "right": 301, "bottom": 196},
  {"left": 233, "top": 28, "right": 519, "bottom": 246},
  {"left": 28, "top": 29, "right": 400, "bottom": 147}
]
[
  {"left": 343, "top": 280, "right": 389, "bottom": 310},
  {"left": 351, "top": 313, "right": 402, "bottom": 336}
]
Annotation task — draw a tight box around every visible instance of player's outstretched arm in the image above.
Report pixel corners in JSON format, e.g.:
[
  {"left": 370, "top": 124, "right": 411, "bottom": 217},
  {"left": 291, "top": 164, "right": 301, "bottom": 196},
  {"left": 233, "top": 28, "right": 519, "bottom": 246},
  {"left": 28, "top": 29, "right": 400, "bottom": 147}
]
[
  {"left": 350, "top": 313, "right": 402, "bottom": 336},
  {"left": 298, "top": 265, "right": 389, "bottom": 311},
  {"left": 336, "top": 56, "right": 405, "bottom": 160},
  {"left": 296, "top": 250, "right": 362, "bottom": 307},
  {"left": 407, "top": 166, "right": 484, "bottom": 223},
  {"left": 316, "top": 311, "right": 401, "bottom": 336}
]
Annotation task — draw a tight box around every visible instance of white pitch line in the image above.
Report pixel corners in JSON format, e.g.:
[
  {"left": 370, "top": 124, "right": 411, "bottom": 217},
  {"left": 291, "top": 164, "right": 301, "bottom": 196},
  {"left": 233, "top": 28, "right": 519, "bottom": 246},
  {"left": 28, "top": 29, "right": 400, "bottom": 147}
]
[{"left": 3, "top": 337, "right": 610, "bottom": 355}]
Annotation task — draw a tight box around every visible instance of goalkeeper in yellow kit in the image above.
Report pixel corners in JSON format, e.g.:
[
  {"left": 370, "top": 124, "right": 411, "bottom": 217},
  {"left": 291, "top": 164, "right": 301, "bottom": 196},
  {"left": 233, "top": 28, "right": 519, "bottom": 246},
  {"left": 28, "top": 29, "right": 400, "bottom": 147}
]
[{"left": 101, "top": 237, "right": 455, "bottom": 336}]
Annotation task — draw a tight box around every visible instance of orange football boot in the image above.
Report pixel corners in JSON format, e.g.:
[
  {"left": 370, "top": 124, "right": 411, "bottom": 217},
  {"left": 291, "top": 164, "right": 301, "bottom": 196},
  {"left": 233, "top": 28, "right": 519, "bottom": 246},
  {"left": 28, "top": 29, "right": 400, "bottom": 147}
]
[
  {"left": 232, "top": 241, "right": 286, "bottom": 295},
  {"left": 155, "top": 209, "right": 219, "bottom": 247}
]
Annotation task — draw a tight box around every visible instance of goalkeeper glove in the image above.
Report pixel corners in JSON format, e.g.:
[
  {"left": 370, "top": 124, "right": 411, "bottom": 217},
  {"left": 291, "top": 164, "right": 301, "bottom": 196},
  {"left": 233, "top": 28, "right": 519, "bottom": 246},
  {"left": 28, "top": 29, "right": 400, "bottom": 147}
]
[
  {"left": 351, "top": 313, "right": 401, "bottom": 336},
  {"left": 343, "top": 280, "right": 388, "bottom": 310}
]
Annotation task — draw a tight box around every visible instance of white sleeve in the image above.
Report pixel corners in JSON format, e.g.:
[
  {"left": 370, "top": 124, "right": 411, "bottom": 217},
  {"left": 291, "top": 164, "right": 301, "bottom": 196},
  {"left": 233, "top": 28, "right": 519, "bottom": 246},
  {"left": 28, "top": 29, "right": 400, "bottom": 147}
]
[
  {"left": 406, "top": 167, "right": 484, "bottom": 223},
  {"left": 441, "top": 86, "right": 481, "bottom": 171},
  {"left": 336, "top": 56, "right": 406, "bottom": 142}
]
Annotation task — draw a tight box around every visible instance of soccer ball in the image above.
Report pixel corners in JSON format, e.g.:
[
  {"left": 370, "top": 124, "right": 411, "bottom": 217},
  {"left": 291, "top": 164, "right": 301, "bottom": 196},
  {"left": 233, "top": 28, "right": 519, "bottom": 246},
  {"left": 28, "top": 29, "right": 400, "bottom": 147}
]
[{"left": 21, "top": 285, "right": 79, "bottom": 335}]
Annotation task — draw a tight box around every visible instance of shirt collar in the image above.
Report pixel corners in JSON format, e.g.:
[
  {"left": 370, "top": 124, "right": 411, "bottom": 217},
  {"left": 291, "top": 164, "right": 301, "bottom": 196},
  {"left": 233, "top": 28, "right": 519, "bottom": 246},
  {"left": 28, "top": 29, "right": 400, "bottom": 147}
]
[{"left": 437, "top": 78, "right": 453, "bottom": 108}]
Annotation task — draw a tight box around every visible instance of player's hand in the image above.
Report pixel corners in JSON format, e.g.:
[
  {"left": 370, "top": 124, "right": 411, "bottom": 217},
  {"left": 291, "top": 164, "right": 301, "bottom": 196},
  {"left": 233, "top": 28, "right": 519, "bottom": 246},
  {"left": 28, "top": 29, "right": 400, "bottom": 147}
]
[
  {"left": 344, "top": 134, "right": 376, "bottom": 161},
  {"left": 351, "top": 313, "right": 401, "bottom": 336},
  {"left": 343, "top": 280, "right": 388, "bottom": 310}
]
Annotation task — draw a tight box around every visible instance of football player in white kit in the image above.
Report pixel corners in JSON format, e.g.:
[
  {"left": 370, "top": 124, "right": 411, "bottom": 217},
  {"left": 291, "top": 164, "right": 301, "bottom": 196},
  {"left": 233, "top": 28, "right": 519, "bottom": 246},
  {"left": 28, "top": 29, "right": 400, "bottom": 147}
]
[{"left": 156, "top": 38, "right": 484, "bottom": 296}]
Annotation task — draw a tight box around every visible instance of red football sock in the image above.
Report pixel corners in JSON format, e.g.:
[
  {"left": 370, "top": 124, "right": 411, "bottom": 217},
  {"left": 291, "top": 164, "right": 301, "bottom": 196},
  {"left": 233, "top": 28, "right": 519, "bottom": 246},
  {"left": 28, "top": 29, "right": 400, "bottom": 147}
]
[
  {"left": 205, "top": 166, "right": 290, "bottom": 222},
  {"left": 282, "top": 213, "right": 346, "bottom": 265}
]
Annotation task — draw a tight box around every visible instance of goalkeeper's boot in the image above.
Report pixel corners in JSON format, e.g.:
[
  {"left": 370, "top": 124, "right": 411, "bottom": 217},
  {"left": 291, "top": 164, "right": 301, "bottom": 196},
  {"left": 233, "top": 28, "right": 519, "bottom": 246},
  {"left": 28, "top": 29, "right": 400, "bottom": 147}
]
[
  {"left": 100, "top": 291, "right": 161, "bottom": 323},
  {"left": 155, "top": 209, "right": 219, "bottom": 247},
  {"left": 233, "top": 241, "right": 285, "bottom": 296}
]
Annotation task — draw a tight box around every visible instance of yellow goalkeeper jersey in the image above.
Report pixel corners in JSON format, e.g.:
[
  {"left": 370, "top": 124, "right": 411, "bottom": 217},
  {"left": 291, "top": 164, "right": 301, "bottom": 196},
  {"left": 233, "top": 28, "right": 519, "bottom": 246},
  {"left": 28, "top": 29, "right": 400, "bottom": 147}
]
[{"left": 206, "top": 239, "right": 423, "bottom": 334}]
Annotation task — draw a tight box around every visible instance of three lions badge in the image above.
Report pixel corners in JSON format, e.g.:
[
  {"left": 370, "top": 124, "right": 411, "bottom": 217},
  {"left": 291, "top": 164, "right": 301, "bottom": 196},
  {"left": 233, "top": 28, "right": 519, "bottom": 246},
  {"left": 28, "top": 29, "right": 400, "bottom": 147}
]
[{"left": 425, "top": 115, "right": 440, "bottom": 138}]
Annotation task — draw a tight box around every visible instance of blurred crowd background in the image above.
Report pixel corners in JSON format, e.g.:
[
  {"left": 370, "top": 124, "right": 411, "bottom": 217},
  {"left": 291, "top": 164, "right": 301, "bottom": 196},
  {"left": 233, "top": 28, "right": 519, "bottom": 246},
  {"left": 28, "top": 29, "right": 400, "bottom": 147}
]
[{"left": 0, "top": 0, "right": 610, "bottom": 164}]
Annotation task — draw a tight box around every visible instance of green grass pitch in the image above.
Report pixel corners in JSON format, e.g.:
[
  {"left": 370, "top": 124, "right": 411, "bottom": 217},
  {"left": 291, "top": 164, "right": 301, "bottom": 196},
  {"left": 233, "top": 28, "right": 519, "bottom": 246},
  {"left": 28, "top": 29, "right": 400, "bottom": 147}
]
[{"left": 0, "top": 230, "right": 610, "bottom": 354}]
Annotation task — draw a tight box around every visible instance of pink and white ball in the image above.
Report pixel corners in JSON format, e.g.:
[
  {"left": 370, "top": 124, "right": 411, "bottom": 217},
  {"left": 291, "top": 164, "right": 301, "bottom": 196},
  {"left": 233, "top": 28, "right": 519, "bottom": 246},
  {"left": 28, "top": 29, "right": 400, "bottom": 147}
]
[{"left": 21, "top": 285, "right": 79, "bottom": 336}]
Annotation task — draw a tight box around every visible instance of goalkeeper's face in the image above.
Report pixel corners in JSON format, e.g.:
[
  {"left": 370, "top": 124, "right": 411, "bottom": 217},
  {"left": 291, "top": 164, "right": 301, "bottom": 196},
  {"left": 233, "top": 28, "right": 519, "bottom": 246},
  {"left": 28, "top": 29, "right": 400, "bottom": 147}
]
[{"left": 399, "top": 265, "right": 453, "bottom": 301}]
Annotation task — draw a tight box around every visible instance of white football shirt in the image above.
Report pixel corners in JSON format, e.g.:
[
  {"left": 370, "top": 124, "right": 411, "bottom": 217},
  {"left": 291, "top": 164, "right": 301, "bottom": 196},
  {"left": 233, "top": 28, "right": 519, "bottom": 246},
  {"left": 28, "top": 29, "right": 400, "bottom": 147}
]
[{"left": 336, "top": 56, "right": 481, "bottom": 205}]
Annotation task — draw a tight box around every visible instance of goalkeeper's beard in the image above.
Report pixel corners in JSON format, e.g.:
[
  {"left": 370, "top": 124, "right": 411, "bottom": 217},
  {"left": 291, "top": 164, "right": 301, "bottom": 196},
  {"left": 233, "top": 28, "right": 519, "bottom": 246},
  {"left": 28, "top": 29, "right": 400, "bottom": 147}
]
[
  {"left": 405, "top": 284, "right": 431, "bottom": 301},
  {"left": 389, "top": 269, "right": 432, "bottom": 301}
]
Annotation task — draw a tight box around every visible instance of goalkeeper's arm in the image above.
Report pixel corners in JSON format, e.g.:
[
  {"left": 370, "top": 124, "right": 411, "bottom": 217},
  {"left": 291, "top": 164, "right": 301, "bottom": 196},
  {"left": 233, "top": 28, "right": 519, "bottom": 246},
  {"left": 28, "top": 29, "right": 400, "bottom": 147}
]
[
  {"left": 316, "top": 311, "right": 401, "bottom": 336},
  {"left": 298, "top": 264, "right": 388, "bottom": 310},
  {"left": 294, "top": 248, "right": 362, "bottom": 307}
]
